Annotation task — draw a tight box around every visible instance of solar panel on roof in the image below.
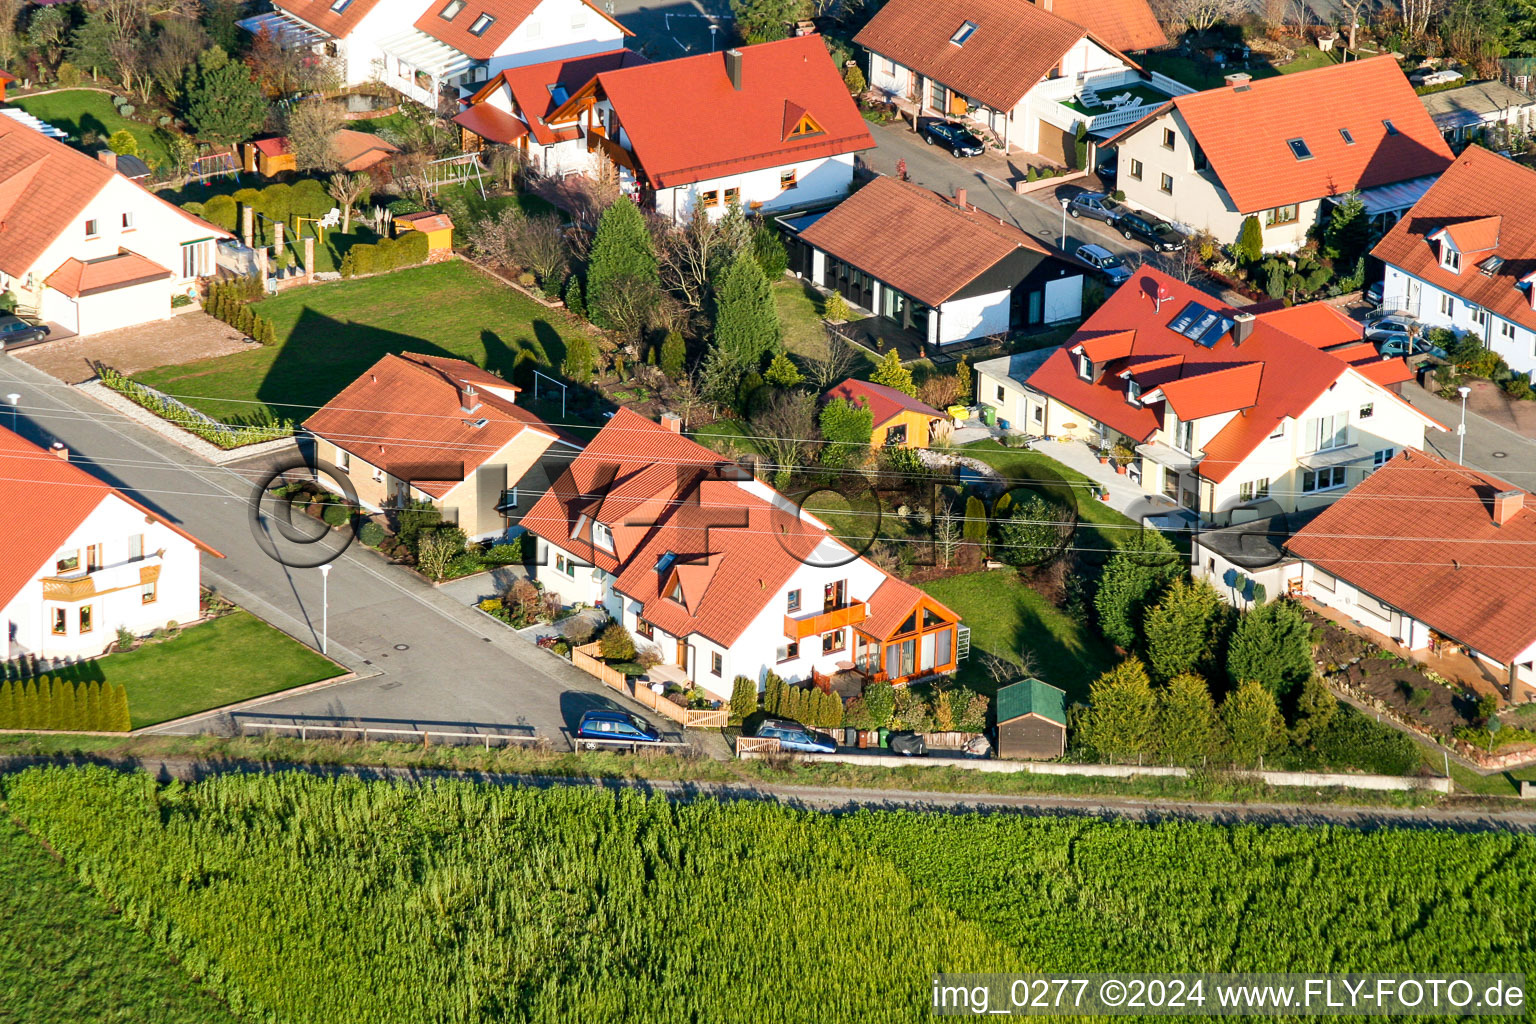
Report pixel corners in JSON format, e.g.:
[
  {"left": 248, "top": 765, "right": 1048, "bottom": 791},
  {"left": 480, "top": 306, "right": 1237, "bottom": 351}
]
[
  {"left": 1167, "top": 300, "right": 1232, "bottom": 348},
  {"left": 1167, "top": 300, "right": 1208, "bottom": 336}
]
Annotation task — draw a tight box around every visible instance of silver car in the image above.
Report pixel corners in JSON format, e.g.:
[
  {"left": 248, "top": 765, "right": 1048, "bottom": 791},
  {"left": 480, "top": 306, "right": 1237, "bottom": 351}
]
[{"left": 1066, "top": 191, "right": 1124, "bottom": 223}]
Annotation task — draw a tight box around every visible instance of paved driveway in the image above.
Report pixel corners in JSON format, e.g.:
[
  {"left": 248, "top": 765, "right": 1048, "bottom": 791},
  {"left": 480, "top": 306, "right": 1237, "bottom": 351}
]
[
  {"left": 14, "top": 311, "right": 257, "bottom": 384},
  {"left": 0, "top": 355, "right": 677, "bottom": 749},
  {"left": 1403, "top": 380, "right": 1536, "bottom": 483}
]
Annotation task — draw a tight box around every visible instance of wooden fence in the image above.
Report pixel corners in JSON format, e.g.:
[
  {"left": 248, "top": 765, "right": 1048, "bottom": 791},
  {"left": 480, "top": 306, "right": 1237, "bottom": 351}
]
[
  {"left": 570, "top": 643, "right": 731, "bottom": 729},
  {"left": 735, "top": 735, "right": 782, "bottom": 756}
]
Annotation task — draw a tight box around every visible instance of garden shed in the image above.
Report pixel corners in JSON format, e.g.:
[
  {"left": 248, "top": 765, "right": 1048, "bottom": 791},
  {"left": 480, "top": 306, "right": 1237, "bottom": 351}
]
[{"left": 994, "top": 677, "right": 1067, "bottom": 759}]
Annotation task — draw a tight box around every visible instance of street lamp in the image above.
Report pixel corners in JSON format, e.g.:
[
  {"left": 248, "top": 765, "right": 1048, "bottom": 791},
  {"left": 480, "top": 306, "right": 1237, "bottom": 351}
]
[
  {"left": 4, "top": 394, "right": 17, "bottom": 434},
  {"left": 318, "top": 563, "right": 331, "bottom": 655},
  {"left": 1059, "top": 197, "right": 1070, "bottom": 252},
  {"left": 1457, "top": 385, "right": 1471, "bottom": 464}
]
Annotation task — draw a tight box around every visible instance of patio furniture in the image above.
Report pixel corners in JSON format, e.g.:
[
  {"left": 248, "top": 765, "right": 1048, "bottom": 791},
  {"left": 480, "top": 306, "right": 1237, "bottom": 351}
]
[{"left": 1080, "top": 89, "right": 1103, "bottom": 109}]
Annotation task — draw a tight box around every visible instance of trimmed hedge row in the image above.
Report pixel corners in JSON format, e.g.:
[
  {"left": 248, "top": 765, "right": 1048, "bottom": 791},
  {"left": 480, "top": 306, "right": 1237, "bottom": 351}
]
[
  {"left": 0, "top": 677, "right": 131, "bottom": 732},
  {"left": 339, "top": 231, "right": 431, "bottom": 278}
]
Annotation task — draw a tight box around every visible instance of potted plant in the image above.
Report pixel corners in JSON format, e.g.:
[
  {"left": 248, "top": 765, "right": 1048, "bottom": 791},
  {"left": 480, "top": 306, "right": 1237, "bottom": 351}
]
[{"left": 1111, "top": 440, "right": 1137, "bottom": 474}]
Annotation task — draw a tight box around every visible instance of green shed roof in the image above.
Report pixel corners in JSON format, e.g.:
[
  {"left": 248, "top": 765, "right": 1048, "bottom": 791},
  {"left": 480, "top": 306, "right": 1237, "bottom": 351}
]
[{"left": 995, "top": 677, "right": 1067, "bottom": 727}]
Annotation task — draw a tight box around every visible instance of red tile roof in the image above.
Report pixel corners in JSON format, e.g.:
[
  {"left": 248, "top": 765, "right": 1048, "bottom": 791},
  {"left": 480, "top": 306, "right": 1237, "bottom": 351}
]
[
  {"left": 414, "top": 0, "right": 629, "bottom": 61},
  {"left": 302, "top": 353, "right": 567, "bottom": 499},
  {"left": 331, "top": 128, "right": 399, "bottom": 171},
  {"left": 1026, "top": 267, "right": 1438, "bottom": 483},
  {"left": 823, "top": 377, "right": 944, "bottom": 428},
  {"left": 0, "top": 426, "right": 222, "bottom": 608},
  {"left": 560, "top": 36, "right": 874, "bottom": 189},
  {"left": 45, "top": 251, "right": 173, "bottom": 297},
  {"left": 1287, "top": 449, "right": 1536, "bottom": 664},
  {"left": 273, "top": 0, "right": 384, "bottom": 39},
  {"left": 395, "top": 211, "right": 454, "bottom": 232},
  {"left": 1373, "top": 147, "right": 1536, "bottom": 335},
  {"left": 0, "top": 120, "right": 229, "bottom": 279},
  {"left": 797, "top": 175, "right": 1057, "bottom": 306},
  {"left": 457, "top": 48, "right": 648, "bottom": 146},
  {"left": 1127, "top": 56, "right": 1452, "bottom": 214},
  {"left": 1031, "top": 0, "right": 1164, "bottom": 53},
  {"left": 1439, "top": 214, "right": 1501, "bottom": 254},
  {"left": 252, "top": 136, "right": 292, "bottom": 157},
  {"left": 520, "top": 409, "right": 953, "bottom": 648},
  {"left": 855, "top": 0, "right": 1131, "bottom": 112}
]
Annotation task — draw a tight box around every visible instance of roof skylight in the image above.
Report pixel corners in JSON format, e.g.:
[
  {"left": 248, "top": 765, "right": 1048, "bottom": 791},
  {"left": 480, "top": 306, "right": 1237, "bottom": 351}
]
[{"left": 950, "top": 20, "right": 977, "bottom": 45}]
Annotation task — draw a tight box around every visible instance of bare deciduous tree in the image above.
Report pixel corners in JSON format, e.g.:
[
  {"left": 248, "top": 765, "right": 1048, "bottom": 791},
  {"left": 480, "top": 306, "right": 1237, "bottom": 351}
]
[
  {"left": 0, "top": 0, "right": 26, "bottom": 67},
  {"left": 1398, "top": 0, "right": 1442, "bottom": 37},
  {"left": 326, "top": 172, "right": 370, "bottom": 233},
  {"left": 804, "top": 330, "right": 858, "bottom": 392},
  {"left": 287, "top": 98, "right": 347, "bottom": 173},
  {"left": 511, "top": 214, "right": 570, "bottom": 287},
  {"left": 652, "top": 204, "right": 721, "bottom": 311},
  {"left": 934, "top": 498, "right": 960, "bottom": 567},
  {"left": 669, "top": 375, "right": 705, "bottom": 430},
  {"left": 1155, "top": 0, "right": 1246, "bottom": 32},
  {"left": 751, "top": 391, "right": 818, "bottom": 481},
  {"left": 1335, "top": 0, "right": 1375, "bottom": 47},
  {"left": 980, "top": 648, "right": 1039, "bottom": 686},
  {"left": 148, "top": 16, "right": 207, "bottom": 103}
]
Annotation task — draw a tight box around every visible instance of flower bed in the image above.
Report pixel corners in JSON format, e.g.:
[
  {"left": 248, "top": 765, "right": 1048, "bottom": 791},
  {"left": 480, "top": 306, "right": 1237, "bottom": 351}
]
[{"left": 99, "top": 367, "right": 293, "bottom": 449}]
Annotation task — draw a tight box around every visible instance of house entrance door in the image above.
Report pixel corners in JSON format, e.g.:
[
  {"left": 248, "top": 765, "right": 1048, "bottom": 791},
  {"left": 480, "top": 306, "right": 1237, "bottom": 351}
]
[{"left": 675, "top": 639, "right": 687, "bottom": 668}]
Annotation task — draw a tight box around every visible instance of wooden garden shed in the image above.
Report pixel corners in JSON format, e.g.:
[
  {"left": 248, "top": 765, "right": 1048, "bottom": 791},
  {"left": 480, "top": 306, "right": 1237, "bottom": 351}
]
[
  {"left": 394, "top": 211, "right": 455, "bottom": 256},
  {"left": 994, "top": 677, "right": 1067, "bottom": 759}
]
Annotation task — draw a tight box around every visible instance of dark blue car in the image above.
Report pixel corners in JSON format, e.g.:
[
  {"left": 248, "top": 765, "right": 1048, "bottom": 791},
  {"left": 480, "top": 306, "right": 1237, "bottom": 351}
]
[
  {"left": 922, "top": 120, "right": 985, "bottom": 157},
  {"left": 575, "top": 709, "right": 662, "bottom": 748},
  {"left": 752, "top": 717, "right": 837, "bottom": 753}
]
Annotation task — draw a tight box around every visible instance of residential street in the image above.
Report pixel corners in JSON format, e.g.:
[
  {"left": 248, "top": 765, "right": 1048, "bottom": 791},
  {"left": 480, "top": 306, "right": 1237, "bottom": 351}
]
[
  {"left": 1404, "top": 380, "right": 1536, "bottom": 487},
  {"left": 0, "top": 357, "right": 673, "bottom": 748}
]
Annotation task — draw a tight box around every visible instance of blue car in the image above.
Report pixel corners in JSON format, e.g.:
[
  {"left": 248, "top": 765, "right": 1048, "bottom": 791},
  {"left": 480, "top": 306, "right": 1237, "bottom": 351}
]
[
  {"left": 753, "top": 717, "right": 837, "bottom": 753},
  {"left": 575, "top": 709, "right": 662, "bottom": 747},
  {"left": 922, "top": 120, "right": 985, "bottom": 157}
]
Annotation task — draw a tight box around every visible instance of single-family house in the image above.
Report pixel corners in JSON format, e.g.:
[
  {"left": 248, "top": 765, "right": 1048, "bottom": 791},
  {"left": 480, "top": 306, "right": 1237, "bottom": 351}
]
[
  {"left": 451, "top": 47, "right": 648, "bottom": 174},
  {"left": 1420, "top": 80, "right": 1536, "bottom": 146},
  {"left": 0, "top": 120, "right": 230, "bottom": 337},
  {"left": 823, "top": 378, "right": 946, "bottom": 449},
  {"left": 1111, "top": 57, "right": 1454, "bottom": 250},
  {"left": 855, "top": 0, "right": 1171, "bottom": 163},
  {"left": 994, "top": 676, "right": 1067, "bottom": 759},
  {"left": 789, "top": 177, "right": 1084, "bottom": 348},
  {"left": 547, "top": 36, "right": 874, "bottom": 222},
  {"left": 377, "top": 0, "right": 629, "bottom": 108},
  {"left": 1013, "top": 267, "right": 1443, "bottom": 521},
  {"left": 1372, "top": 147, "right": 1536, "bottom": 380},
  {"left": 0, "top": 426, "right": 223, "bottom": 662},
  {"left": 303, "top": 352, "right": 582, "bottom": 541},
  {"left": 240, "top": 0, "right": 427, "bottom": 90},
  {"left": 520, "top": 408, "right": 966, "bottom": 700},
  {"left": 1285, "top": 448, "right": 1536, "bottom": 702}
]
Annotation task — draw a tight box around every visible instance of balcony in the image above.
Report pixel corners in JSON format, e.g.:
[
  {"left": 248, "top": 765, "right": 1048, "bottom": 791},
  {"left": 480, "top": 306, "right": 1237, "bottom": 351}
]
[
  {"left": 587, "top": 131, "right": 637, "bottom": 173},
  {"left": 41, "top": 556, "right": 162, "bottom": 603},
  {"left": 784, "top": 601, "right": 867, "bottom": 641}
]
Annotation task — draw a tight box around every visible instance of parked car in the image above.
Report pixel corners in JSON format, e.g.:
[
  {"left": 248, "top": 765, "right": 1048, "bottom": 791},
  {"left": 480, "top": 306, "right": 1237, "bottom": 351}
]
[
  {"left": 1365, "top": 314, "right": 1418, "bottom": 339},
  {"left": 1116, "top": 212, "right": 1185, "bottom": 251},
  {"left": 1066, "top": 191, "right": 1124, "bottom": 223},
  {"left": 1364, "top": 281, "right": 1383, "bottom": 307},
  {"left": 921, "top": 120, "right": 985, "bottom": 157},
  {"left": 1095, "top": 152, "right": 1118, "bottom": 183},
  {"left": 888, "top": 731, "right": 928, "bottom": 757},
  {"left": 574, "top": 709, "right": 662, "bottom": 747},
  {"left": 0, "top": 314, "right": 48, "bottom": 349},
  {"left": 1376, "top": 333, "right": 1448, "bottom": 361},
  {"left": 752, "top": 717, "right": 837, "bottom": 753},
  {"left": 1073, "top": 243, "right": 1133, "bottom": 286}
]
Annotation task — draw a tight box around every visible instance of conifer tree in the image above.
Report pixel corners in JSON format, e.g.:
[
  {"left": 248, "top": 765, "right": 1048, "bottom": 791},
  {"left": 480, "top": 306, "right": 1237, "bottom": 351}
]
[
  {"left": 1157, "top": 672, "right": 1219, "bottom": 765},
  {"left": 1144, "top": 577, "right": 1227, "bottom": 682},
  {"left": 711, "top": 251, "right": 781, "bottom": 370},
  {"left": 0, "top": 680, "right": 14, "bottom": 728},
  {"left": 1080, "top": 656, "right": 1157, "bottom": 762},
  {"left": 110, "top": 683, "right": 132, "bottom": 732},
  {"left": 954, "top": 354, "right": 972, "bottom": 405},
  {"left": 85, "top": 680, "right": 101, "bottom": 731},
  {"left": 22, "top": 680, "right": 39, "bottom": 730},
  {"left": 1222, "top": 678, "right": 1283, "bottom": 766},
  {"left": 59, "top": 680, "right": 78, "bottom": 732},
  {"left": 870, "top": 349, "right": 917, "bottom": 396},
  {"left": 586, "top": 198, "right": 659, "bottom": 331}
]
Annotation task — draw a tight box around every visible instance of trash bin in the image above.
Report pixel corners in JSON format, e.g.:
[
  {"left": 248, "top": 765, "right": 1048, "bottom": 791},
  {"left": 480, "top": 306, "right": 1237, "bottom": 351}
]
[
  {"left": 844, "top": 727, "right": 858, "bottom": 747},
  {"left": 980, "top": 405, "right": 997, "bottom": 427},
  {"left": 877, "top": 727, "right": 890, "bottom": 748}
]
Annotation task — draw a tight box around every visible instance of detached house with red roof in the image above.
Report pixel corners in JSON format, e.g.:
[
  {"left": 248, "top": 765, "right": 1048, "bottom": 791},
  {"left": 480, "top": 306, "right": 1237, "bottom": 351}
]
[
  {"left": 0, "top": 426, "right": 222, "bottom": 662},
  {"left": 1017, "top": 267, "right": 1443, "bottom": 522},
  {"left": 0, "top": 120, "right": 230, "bottom": 338},
  {"left": 304, "top": 353, "right": 582, "bottom": 541},
  {"left": 240, "top": 0, "right": 431, "bottom": 90},
  {"left": 1373, "top": 147, "right": 1536, "bottom": 380},
  {"left": 520, "top": 409, "right": 964, "bottom": 699},
  {"left": 547, "top": 37, "right": 874, "bottom": 222},
  {"left": 855, "top": 0, "right": 1174, "bottom": 164},
  {"left": 1112, "top": 57, "right": 1454, "bottom": 251}
]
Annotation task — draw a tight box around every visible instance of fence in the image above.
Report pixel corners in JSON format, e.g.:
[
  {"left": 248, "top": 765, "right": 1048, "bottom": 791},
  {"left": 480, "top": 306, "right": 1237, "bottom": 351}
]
[
  {"left": 240, "top": 720, "right": 543, "bottom": 748},
  {"left": 571, "top": 642, "right": 731, "bottom": 728}
]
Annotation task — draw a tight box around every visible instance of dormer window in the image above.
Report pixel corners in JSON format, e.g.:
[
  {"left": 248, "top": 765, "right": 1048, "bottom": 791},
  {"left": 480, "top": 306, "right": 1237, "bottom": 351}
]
[
  {"left": 1441, "top": 244, "right": 1461, "bottom": 273},
  {"left": 949, "top": 20, "right": 977, "bottom": 45},
  {"left": 1126, "top": 378, "right": 1142, "bottom": 407},
  {"left": 787, "top": 112, "right": 824, "bottom": 139},
  {"left": 668, "top": 577, "right": 684, "bottom": 602},
  {"left": 592, "top": 520, "right": 613, "bottom": 552},
  {"left": 468, "top": 12, "right": 494, "bottom": 34},
  {"left": 1077, "top": 353, "right": 1094, "bottom": 381},
  {"left": 330, "top": 0, "right": 352, "bottom": 12}
]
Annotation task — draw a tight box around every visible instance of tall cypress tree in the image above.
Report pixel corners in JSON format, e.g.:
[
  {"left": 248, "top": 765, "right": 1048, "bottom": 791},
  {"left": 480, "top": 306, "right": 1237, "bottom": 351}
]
[
  {"left": 85, "top": 680, "right": 101, "bottom": 732},
  {"left": 0, "top": 680, "right": 14, "bottom": 728},
  {"left": 59, "top": 680, "right": 78, "bottom": 732},
  {"left": 711, "top": 252, "right": 781, "bottom": 371},
  {"left": 586, "top": 198, "right": 658, "bottom": 330},
  {"left": 110, "top": 684, "right": 132, "bottom": 732},
  {"left": 21, "top": 680, "right": 38, "bottom": 730}
]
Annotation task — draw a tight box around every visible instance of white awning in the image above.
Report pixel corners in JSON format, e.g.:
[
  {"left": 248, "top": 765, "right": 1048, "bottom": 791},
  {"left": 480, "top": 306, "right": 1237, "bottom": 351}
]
[
  {"left": 1134, "top": 441, "right": 1199, "bottom": 472},
  {"left": 1333, "top": 175, "right": 1439, "bottom": 217},
  {"left": 1297, "top": 445, "right": 1370, "bottom": 470},
  {"left": 379, "top": 29, "right": 478, "bottom": 79},
  {"left": 237, "top": 10, "right": 329, "bottom": 47}
]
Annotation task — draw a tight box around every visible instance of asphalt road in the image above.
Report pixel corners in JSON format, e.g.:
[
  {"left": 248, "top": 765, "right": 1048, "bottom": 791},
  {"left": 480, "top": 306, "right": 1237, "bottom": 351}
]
[
  {"left": 1405, "top": 380, "right": 1536, "bottom": 489},
  {"left": 0, "top": 357, "right": 672, "bottom": 749},
  {"left": 610, "top": 0, "right": 733, "bottom": 61}
]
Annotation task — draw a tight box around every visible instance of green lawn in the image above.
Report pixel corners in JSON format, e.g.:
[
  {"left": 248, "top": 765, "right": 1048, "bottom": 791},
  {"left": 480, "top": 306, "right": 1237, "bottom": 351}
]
[
  {"left": 1139, "top": 45, "right": 1335, "bottom": 91},
  {"left": 134, "top": 261, "right": 589, "bottom": 423},
  {"left": 922, "top": 570, "right": 1115, "bottom": 703},
  {"left": 437, "top": 181, "right": 557, "bottom": 222},
  {"left": 9, "top": 89, "right": 173, "bottom": 169},
  {"left": 39, "top": 611, "right": 341, "bottom": 728},
  {"left": 0, "top": 819, "right": 241, "bottom": 1024},
  {"left": 774, "top": 278, "right": 877, "bottom": 376}
]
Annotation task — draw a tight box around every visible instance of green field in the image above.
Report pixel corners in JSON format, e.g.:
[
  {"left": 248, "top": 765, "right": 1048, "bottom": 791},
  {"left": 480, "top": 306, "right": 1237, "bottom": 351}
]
[
  {"left": 28, "top": 611, "right": 341, "bottom": 728},
  {"left": 2, "top": 768, "right": 1531, "bottom": 1023},
  {"left": 9, "top": 89, "right": 174, "bottom": 169},
  {"left": 134, "top": 261, "right": 589, "bottom": 423}
]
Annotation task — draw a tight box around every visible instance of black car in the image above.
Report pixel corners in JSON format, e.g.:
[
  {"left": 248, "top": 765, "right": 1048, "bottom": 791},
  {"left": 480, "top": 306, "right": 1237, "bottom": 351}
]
[
  {"left": 921, "top": 120, "right": 985, "bottom": 158},
  {"left": 1116, "top": 212, "right": 1185, "bottom": 251},
  {"left": 1066, "top": 191, "right": 1124, "bottom": 224},
  {"left": 1095, "top": 152, "right": 1118, "bottom": 183},
  {"left": 0, "top": 314, "right": 48, "bottom": 349}
]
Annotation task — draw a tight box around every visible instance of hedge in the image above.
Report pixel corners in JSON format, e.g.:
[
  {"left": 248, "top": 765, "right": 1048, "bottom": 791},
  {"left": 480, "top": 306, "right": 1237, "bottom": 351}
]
[
  {"left": 339, "top": 228, "right": 433, "bottom": 279},
  {"left": 0, "top": 677, "right": 131, "bottom": 732}
]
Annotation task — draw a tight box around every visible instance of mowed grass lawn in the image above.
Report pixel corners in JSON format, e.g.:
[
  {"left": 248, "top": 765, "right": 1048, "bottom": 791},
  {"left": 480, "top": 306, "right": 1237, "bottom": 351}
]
[
  {"left": 921, "top": 571, "right": 1114, "bottom": 704},
  {"left": 135, "top": 261, "right": 589, "bottom": 423},
  {"left": 42, "top": 611, "right": 341, "bottom": 728},
  {"left": 10, "top": 89, "right": 173, "bottom": 169},
  {"left": 0, "top": 820, "right": 241, "bottom": 1024},
  {"left": 774, "top": 278, "right": 877, "bottom": 376}
]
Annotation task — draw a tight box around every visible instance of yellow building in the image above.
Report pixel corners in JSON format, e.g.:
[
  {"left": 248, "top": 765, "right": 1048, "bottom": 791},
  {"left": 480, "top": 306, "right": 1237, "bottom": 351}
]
[
  {"left": 822, "top": 378, "right": 945, "bottom": 449},
  {"left": 394, "top": 211, "right": 455, "bottom": 256}
]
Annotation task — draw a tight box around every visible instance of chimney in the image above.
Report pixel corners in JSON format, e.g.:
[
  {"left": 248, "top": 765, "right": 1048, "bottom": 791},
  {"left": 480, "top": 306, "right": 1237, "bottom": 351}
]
[
  {"left": 661, "top": 411, "right": 682, "bottom": 433},
  {"left": 1225, "top": 72, "right": 1253, "bottom": 88},
  {"left": 96, "top": 150, "right": 117, "bottom": 171},
  {"left": 1231, "top": 311, "right": 1256, "bottom": 345},
  {"left": 50, "top": 442, "right": 68, "bottom": 461},
  {"left": 459, "top": 383, "right": 480, "bottom": 415},
  {"left": 724, "top": 48, "right": 744, "bottom": 91},
  {"left": 1493, "top": 488, "right": 1525, "bottom": 527},
  {"left": 953, "top": 187, "right": 967, "bottom": 208}
]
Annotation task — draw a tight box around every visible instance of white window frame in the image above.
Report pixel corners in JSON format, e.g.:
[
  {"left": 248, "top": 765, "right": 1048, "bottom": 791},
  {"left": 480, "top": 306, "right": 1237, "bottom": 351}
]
[
  {"left": 1441, "top": 246, "right": 1461, "bottom": 273},
  {"left": 1302, "top": 466, "right": 1347, "bottom": 493},
  {"left": 592, "top": 520, "right": 614, "bottom": 552},
  {"left": 335, "top": 448, "right": 350, "bottom": 472},
  {"left": 1307, "top": 413, "right": 1347, "bottom": 453}
]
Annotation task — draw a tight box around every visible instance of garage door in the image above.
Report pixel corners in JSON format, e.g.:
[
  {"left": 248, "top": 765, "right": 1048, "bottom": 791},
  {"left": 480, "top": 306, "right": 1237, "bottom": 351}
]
[
  {"left": 1035, "top": 121, "right": 1074, "bottom": 166},
  {"left": 39, "top": 288, "right": 79, "bottom": 335},
  {"left": 1044, "top": 276, "right": 1083, "bottom": 323},
  {"left": 76, "top": 280, "right": 171, "bottom": 336}
]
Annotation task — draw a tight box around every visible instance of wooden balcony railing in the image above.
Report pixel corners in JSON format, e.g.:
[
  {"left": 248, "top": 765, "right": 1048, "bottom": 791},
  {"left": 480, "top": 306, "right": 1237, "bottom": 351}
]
[
  {"left": 586, "top": 132, "right": 637, "bottom": 172},
  {"left": 783, "top": 600, "right": 866, "bottom": 641}
]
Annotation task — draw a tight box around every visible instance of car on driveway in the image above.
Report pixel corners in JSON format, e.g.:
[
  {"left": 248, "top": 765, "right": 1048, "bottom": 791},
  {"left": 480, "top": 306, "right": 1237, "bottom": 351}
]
[
  {"left": 921, "top": 119, "right": 985, "bottom": 157},
  {"left": 1376, "top": 333, "right": 1448, "bottom": 361},
  {"left": 1364, "top": 281, "right": 1383, "bottom": 308},
  {"left": 1095, "top": 152, "right": 1118, "bottom": 184},
  {"left": 0, "top": 314, "right": 48, "bottom": 350},
  {"left": 1066, "top": 191, "right": 1124, "bottom": 223},
  {"left": 1364, "top": 313, "right": 1417, "bottom": 339},
  {"left": 1116, "top": 211, "right": 1185, "bottom": 251},
  {"left": 1073, "top": 243, "right": 1133, "bottom": 286},
  {"left": 752, "top": 717, "right": 837, "bottom": 753},
  {"left": 575, "top": 709, "right": 662, "bottom": 747}
]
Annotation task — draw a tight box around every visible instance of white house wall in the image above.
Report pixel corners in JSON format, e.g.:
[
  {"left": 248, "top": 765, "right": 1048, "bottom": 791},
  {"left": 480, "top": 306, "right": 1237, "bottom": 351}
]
[
  {"left": 937, "top": 290, "right": 1010, "bottom": 344},
  {"left": 484, "top": 0, "right": 625, "bottom": 75},
  {"left": 1382, "top": 265, "right": 1536, "bottom": 379},
  {"left": 657, "top": 153, "right": 855, "bottom": 224},
  {"left": 1043, "top": 275, "right": 1083, "bottom": 323}
]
